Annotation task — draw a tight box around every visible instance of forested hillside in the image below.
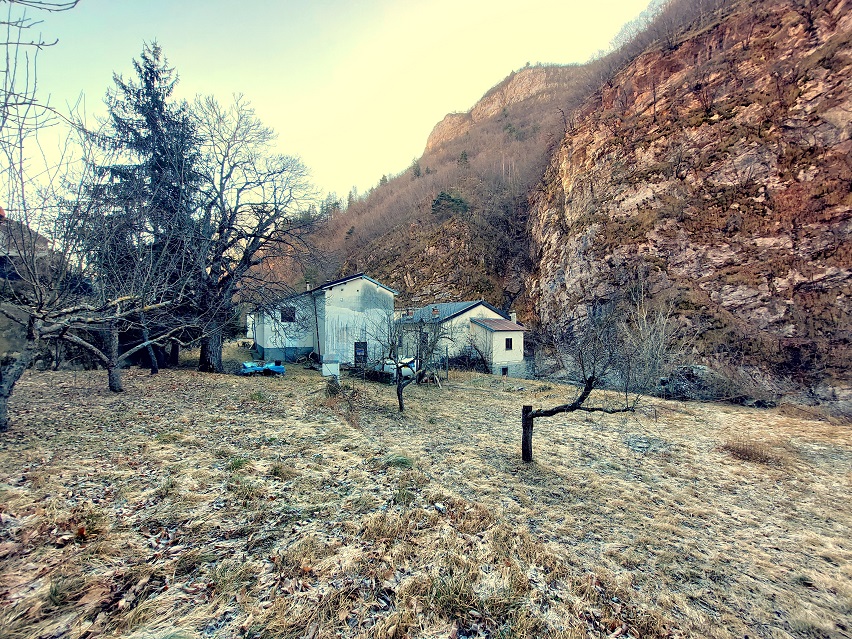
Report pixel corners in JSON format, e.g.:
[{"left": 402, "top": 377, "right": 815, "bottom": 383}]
[{"left": 312, "top": 0, "right": 850, "bottom": 392}]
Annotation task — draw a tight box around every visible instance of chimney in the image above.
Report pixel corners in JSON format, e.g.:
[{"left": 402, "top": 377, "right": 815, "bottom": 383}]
[
  {"left": 431, "top": 307, "right": 439, "bottom": 318},
  {"left": 305, "top": 281, "right": 311, "bottom": 291}
]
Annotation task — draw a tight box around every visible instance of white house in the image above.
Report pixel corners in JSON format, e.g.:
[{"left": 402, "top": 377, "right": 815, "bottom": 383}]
[
  {"left": 248, "top": 273, "right": 397, "bottom": 367},
  {"left": 470, "top": 317, "right": 527, "bottom": 377},
  {"left": 398, "top": 300, "right": 526, "bottom": 376}
]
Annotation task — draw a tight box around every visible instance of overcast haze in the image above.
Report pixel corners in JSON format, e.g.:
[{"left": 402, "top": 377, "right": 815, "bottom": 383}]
[{"left": 35, "top": 0, "right": 652, "bottom": 199}]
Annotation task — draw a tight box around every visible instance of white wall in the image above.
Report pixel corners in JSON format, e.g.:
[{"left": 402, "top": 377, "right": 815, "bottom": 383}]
[
  {"left": 442, "top": 305, "right": 506, "bottom": 358},
  {"left": 488, "top": 329, "right": 525, "bottom": 366},
  {"left": 469, "top": 322, "right": 525, "bottom": 375},
  {"left": 320, "top": 278, "right": 394, "bottom": 364},
  {"left": 249, "top": 298, "right": 315, "bottom": 352},
  {"left": 246, "top": 277, "right": 394, "bottom": 363}
]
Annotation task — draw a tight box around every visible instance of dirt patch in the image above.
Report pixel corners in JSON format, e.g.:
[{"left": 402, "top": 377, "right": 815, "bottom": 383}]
[{"left": 0, "top": 353, "right": 850, "bottom": 638}]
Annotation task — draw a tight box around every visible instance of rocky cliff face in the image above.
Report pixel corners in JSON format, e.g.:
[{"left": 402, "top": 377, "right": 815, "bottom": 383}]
[
  {"left": 425, "top": 66, "right": 579, "bottom": 153},
  {"left": 527, "top": 0, "right": 851, "bottom": 381}
]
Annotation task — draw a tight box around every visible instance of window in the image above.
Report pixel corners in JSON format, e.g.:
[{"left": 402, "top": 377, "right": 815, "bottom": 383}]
[
  {"left": 280, "top": 306, "right": 296, "bottom": 322},
  {"left": 505, "top": 337, "right": 513, "bottom": 350}
]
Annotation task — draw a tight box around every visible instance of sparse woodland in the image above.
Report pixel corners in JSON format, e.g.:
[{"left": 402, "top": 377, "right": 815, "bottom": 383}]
[
  {"left": 1, "top": 1, "right": 851, "bottom": 637},
  {"left": 1, "top": 7, "right": 317, "bottom": 424}
]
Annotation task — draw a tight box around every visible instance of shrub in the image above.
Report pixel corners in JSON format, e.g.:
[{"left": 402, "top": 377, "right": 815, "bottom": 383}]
[
  {"left": 226, "top": 456, "right": 251, "bottom": 472},
  {"left": 721, "top": 439, "right": 781, "bottom": 465},
  {"left": 382, "top": 453, "right": 413, "bottom": 469},
  {"left": 269, "top": 462, "right": 298, "bottom": 480}
]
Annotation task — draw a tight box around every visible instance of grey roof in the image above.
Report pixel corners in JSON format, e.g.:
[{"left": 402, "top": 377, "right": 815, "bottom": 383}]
[
  {"left": 471, "top": 318, "right": 527, "bottom": 332},
  {"left": 399, "top": 300, "right": 508, "bottom": 324}
]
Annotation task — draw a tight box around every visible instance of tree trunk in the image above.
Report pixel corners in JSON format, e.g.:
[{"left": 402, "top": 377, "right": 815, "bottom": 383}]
[
  {"left": 396, "top": 376, "right": 405, "bottom": 412},
  {"left": 522, "top": 405, "right": 534, "bottom": 463},
  {"left": 0, "top": 336, "right": 39, "bottom": 432},
  {"left": 142, "top": 323, "right": 159, "bottom": 375},
  {"left": 106, "top": 322, "right": 124, "bottom": 392},
  {"left": 0, "top": 394, "right": 11, "bottom": 434},
  {"left": 169, "top": 341, "right": 180, "bottom": 367},
  {"left": 146, "top": 345, "right": 159, "bottom": 374},
  {"left": 153, "top": 345, "right": 167, "bottom": 369},
  {"left": 107, "top": 365, "right": 124, "bottom": 392},
  {"left": 52, "top": 341, "right": 62, "bottom": 371},
  {"left": 198, "top": 324, "right": 224, "bottom": 373}
]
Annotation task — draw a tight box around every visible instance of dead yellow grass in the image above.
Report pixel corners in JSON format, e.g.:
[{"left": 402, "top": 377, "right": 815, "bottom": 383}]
[{"left": 0, "top": 350, "right": 850, "bottom": 638}]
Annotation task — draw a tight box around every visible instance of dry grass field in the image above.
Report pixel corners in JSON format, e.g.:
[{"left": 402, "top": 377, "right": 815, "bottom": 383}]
[{"left": 0, "top": 345, "right": 850, "bottom": 639}]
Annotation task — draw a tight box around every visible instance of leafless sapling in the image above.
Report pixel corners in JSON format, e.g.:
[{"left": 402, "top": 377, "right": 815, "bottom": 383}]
[
  {"left": 522, "top": 291, "right": 680, "bottom": 462},
  {"left": 371, "top": 311, "right": 456, "bottom": 412}
]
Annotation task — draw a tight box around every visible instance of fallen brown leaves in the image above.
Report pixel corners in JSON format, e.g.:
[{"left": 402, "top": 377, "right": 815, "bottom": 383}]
[{"left": 0, "top": 350, "right": 850, "bottom": 639}]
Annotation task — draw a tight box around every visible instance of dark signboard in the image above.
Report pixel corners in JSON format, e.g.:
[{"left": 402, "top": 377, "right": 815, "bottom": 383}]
[{"left": 354, "top": 341, "right": 368, "bottom": 365}]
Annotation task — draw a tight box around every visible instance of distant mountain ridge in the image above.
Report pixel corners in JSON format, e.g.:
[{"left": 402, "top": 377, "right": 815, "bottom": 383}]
[{"left": 425, "top": 66, "right": 580, "bottom": 153}]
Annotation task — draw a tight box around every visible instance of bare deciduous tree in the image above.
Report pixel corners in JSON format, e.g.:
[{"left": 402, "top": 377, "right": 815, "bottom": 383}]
[
  {"left": 0, "top": 142, "right": 194, "bottom": 419},
  {"left": 371, "top": 311, "right": 455, "bottom": 412},
  {"left": 193, "top": 94, "right": 317, "bottom": 373},
  {"left": 522, "top": 289, "right": 682, "bottom": 462},
  {"left": 64, "top": 154, "right": 202, "bottom": 391},
  {"left": 0, "top": 0, "right": 85, "bottom": 429},
  {"left": 1, "top": 1, "right": 78, "bottom": 140},
  {"left": 465, "top": 329, "right": 493, "bottom": 374}
]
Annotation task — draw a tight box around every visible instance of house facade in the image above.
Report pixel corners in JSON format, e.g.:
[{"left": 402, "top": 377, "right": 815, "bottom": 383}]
[
  {"left": 398, "top": 300, "right": 527, "bottom": 376},
  {"left": 470, "top": 317, "right": 527, "bottom": 377},
  {"left": 248, "top": 273, "right": 396, "bottom": 366},
  {"left": 0, "top": 218, "right": 51, "bottom": 280}
]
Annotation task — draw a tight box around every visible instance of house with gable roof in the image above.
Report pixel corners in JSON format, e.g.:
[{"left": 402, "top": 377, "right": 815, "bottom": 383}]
[
  {"left": 469, "top": 317, "right": 527, "bottom": 377},
  {"left": 398, "top": 300, "right": 527, "bottom": 376},
  {"left": 248, "top": 273, "right": 397, "bottom": 366}
]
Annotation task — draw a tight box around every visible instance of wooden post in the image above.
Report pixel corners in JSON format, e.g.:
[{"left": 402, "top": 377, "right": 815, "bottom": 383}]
[{"left": 522, "top": 405, "right": 534, "bottom": 463}]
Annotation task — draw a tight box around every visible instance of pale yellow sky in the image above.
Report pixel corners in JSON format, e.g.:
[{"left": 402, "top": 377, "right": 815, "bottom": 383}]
[{"left": 34, "top": 0, "right": 652, "bottom": 199}]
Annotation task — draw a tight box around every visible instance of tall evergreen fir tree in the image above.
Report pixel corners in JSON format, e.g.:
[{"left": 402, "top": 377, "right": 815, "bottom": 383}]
[{"left": 80, "top": 42, "right": 203, "bottom": 381}]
